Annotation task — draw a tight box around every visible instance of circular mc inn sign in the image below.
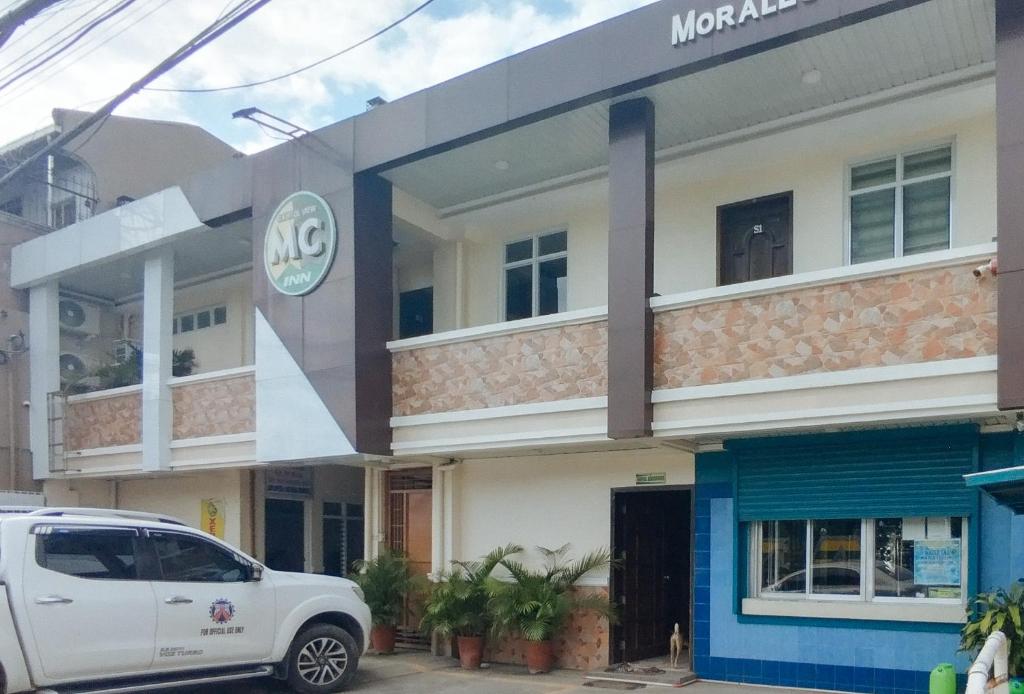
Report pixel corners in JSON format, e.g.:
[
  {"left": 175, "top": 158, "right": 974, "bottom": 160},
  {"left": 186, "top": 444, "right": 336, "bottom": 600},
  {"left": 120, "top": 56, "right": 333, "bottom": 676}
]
[{"left": 264, "top": 191, "right": 337, "bottom": 296}]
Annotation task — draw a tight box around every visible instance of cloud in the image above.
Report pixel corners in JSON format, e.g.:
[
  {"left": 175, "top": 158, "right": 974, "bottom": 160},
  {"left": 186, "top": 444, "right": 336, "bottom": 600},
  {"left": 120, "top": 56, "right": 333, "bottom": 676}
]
[{"left": 0, "top": 0, "right": 657, "bottom": 152}]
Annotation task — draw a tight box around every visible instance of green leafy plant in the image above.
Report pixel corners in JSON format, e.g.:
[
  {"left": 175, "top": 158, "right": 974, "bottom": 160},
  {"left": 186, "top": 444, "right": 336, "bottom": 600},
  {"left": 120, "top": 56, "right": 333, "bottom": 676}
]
[
  {"left": 172, "top": 348, "right": 197, "bottom": 377},
  {"left": 487, "top": 544, "right": 617, "bottom": 642},
  {"left": 353, "top": 549, "right": 424, "bottom": 628},
  {"left": 960, "top": 581, "right": 1024, "bottom": 676},
  {"left": 92, "top": 347, "right": 142, "bottom": 389},
  {"left": 421, "top": 544, "right": 523, "bottom": 639}
]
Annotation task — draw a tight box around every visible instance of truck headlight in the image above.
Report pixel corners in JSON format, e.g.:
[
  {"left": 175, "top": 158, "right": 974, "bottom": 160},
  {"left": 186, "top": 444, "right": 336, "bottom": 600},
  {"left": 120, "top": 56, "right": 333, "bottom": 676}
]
[{"left": 352, "top": 585, "right": 365, "bottom": 601}]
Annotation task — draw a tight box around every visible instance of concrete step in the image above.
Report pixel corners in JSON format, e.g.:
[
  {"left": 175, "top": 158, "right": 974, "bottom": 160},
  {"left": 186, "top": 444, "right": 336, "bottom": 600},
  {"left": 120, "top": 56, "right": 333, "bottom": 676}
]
[{"left": 583, "top": 667, "right": 698, "bottom": 689}]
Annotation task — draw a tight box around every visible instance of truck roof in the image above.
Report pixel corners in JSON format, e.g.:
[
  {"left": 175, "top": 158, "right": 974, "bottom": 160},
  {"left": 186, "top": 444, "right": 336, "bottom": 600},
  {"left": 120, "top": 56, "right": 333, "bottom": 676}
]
[{"left": 0, "top": 507, "right": 187, "bottom": 527}]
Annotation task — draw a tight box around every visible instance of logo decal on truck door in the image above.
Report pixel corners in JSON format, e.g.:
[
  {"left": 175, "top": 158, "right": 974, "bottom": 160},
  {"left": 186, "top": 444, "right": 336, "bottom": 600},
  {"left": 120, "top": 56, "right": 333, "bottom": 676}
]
[{"left": 209, "top": 598, "right": 236, "bottom": 624}]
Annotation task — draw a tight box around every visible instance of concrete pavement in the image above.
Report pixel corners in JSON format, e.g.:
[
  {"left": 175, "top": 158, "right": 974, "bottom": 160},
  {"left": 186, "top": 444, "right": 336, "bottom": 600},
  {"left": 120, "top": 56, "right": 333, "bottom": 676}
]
[{"left": 192, "top": 650, "right": 837, "bottom": 693}]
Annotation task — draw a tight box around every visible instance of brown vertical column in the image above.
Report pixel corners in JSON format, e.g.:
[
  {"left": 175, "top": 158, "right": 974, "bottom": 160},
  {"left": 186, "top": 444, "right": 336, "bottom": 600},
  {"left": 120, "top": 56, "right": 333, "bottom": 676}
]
[
  {"left": 353, "top": 172, "right": 394, "bottom": 454},
  {"left": 607, "top": 98, "right": 655, "bottom": 439},
  {"left": 997, "top": 0, "right": 1024, "bottom": 410}
]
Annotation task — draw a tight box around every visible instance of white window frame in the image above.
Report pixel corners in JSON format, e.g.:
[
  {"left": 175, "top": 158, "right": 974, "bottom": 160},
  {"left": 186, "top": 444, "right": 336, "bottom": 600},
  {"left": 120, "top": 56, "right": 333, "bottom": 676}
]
[
  {"left": 749, "top": 517, "right": 967, "bottom": 608},
  {"left": 173, "top": 304, "right": 228, "bottom": 335},
  {"left": 501, "top": 229, "right": 568, "bottom": 321},
  {"left": 844, "top": 140, "right": 956, "bottom": 265}
]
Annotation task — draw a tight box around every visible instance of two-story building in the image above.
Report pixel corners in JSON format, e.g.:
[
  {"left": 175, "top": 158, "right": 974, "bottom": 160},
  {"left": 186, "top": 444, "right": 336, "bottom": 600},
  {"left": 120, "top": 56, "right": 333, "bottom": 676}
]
[
  {"left": 0, "top": 109, "right": 239, "bottom": 495},
  {"left": 10, "top": 0, "right": 1024, "bottom": 691}
]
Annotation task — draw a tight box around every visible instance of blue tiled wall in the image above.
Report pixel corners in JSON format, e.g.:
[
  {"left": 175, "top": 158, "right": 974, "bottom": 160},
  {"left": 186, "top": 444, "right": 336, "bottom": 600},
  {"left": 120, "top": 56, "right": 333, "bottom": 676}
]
[{"left": 693, "top": 449, "right": 979, "bottom": 694}]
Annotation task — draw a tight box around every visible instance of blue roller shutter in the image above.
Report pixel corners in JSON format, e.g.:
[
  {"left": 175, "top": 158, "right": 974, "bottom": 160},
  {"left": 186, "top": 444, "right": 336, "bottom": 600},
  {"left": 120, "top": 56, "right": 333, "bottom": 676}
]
[{"left": 731, "top": 426, "right": 979, "bottom": 521}]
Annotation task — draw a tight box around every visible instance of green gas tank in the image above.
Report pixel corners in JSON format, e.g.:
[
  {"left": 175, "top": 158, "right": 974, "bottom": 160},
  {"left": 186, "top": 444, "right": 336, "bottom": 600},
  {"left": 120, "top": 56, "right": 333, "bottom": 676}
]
[{"left": 928, "top": 663, "right": 955, "bottom": 694}]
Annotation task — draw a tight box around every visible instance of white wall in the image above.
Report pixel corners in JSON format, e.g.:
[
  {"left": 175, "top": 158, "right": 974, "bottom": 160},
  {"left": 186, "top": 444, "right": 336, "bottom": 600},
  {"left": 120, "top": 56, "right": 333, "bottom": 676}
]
[
  {"left": 454, "top": 448, "right": 694, "bottom": 582},
  {"left": 44, "top": 469, "right": 252, "bottom": 551},
  {"left": 443, "top": 83, "right": 996, "bottom": 329},
  {"left": 172, "top": 272, "right": 253, "bottom": 374}
]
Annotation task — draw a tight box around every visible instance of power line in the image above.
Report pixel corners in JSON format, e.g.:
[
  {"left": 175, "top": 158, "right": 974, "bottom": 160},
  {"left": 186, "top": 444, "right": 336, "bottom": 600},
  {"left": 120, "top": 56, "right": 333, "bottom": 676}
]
[
  {"left": 0, "top": 0, "right": 171, "bottom": 109},
  {"left": 0, "top": 0, "right": 274, "bottom": 188},
  {"left": 0, "top": 0, "right": 107, "bottom": 82},
  {"left": 0, "top": 0, "right": 137, "bottom": 93},
  {"left": 145, "top": 0, "right": 436, "bottom": 94},
  {"left": 0, "top": 0, "right": 65, "bottom": 49},
  {"left": 0, "top": 0, "right": 87, "bottom": 53}
]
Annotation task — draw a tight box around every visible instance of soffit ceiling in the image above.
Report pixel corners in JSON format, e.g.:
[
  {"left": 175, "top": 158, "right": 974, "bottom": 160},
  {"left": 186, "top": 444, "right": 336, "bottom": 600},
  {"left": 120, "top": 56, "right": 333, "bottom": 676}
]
[
  {"left": 383, "top": 0, "right": 995, "bottom": 211},
  {"left": 60, "top": 219, "right": 253, "bottom": 303}
]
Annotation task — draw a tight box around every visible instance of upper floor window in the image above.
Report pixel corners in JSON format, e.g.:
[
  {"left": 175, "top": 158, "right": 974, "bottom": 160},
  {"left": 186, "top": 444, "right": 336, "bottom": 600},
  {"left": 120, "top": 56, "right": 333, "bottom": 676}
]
[
  {"left": 848, "top": 145, "right": 952, "bottom": 264},
  {"left": 173, "top": 305, "right": 227, "bottom": 335},
  {"left": 503, "top": 230, "right": 567, "bottom": 321}
]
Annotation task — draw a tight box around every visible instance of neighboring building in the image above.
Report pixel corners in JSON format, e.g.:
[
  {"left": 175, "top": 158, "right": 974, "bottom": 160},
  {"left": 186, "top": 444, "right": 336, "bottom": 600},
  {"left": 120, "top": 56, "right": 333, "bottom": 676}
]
[
  {"left": 0, "top": 109, "right": 240, "bottom": 494},
  {"left": 9, "top": 0, "right": 1024, "bottom": 691}
]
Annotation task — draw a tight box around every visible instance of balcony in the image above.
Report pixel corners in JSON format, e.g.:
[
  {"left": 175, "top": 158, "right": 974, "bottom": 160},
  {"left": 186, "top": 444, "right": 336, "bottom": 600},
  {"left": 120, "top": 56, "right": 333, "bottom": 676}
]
[
  {"left": 54, "top": 367, "right": 256, "bottom": 475},
  {"left": 389, "top": 244, "right": 998, "bottom": 455}
]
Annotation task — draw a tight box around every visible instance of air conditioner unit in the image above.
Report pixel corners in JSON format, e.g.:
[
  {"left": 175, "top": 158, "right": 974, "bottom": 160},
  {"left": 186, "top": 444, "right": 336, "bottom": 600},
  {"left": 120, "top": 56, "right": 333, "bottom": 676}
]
[
  {"left": 59, "top": 352, "right": 95, "bottom": 384},
  {"left": 58, "top": 297, "right": 100, "bottom": 336}
]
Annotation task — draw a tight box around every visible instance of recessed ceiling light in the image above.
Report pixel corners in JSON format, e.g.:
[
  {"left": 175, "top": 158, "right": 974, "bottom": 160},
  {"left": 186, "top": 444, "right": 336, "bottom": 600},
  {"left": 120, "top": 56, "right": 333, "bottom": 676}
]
[
  {"left": 494, "top": 160, "right": 510, "bottom": 171},
  {"left": 802, "top": 69, "right": 822, "bottom": 86}
]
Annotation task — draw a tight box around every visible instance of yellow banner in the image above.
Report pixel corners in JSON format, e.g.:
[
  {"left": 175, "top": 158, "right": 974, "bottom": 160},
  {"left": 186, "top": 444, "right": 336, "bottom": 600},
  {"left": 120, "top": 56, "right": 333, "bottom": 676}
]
[{"left": 201, "top": 498, "right": 225, "bottom": 539}]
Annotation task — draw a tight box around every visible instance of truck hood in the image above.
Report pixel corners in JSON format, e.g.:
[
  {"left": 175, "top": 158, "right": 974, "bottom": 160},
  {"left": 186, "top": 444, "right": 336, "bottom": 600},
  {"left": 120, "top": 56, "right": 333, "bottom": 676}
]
[{"left": 268, "top": 570, "right": 360, "bottom": 591}]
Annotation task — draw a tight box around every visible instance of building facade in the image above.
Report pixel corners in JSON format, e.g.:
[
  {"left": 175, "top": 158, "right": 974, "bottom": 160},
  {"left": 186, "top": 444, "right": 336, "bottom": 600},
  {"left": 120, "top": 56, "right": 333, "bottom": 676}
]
[
  {"left": 0, "top": 109, "right": 239, "bottom": 495},
  {"left": 10, "top": 1, "right": 1024, "bottom": 691}
]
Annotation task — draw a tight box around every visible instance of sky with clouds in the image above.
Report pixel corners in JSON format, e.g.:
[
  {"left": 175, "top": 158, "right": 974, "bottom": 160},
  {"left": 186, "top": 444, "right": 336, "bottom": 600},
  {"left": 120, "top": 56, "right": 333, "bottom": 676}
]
[{"left": 0, "top": 0, "right": 659, "bottom": 153}]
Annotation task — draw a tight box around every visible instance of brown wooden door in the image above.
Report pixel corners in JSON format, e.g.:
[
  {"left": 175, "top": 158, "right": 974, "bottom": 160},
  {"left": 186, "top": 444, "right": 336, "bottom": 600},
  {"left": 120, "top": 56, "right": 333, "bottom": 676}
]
[
  {"left": 613, "top": 490, "right": 691, "bottom": 663},
  {"left": 718, "top": 192, "right": 793, "bottom": 286}
]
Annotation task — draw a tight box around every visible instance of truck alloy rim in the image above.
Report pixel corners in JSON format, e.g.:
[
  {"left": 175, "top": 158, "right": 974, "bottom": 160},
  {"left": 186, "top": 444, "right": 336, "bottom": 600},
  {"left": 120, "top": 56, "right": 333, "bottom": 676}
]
[{"left": 297, "top": 637, "right": 349, "bottom": 685}]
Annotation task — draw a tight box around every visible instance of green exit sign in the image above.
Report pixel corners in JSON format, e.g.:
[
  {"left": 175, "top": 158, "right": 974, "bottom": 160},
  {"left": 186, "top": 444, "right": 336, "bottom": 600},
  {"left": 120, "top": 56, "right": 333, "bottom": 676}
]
[{"left": 636, "top": 472, "right": 667, "bottom": 486}]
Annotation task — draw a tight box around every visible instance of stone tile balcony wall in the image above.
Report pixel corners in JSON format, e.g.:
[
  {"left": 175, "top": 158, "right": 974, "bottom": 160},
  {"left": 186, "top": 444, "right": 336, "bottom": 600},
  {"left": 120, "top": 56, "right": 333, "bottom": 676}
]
[
  {"left": 653, "top": 258, "right": 997, "bottom": 390},
  {"left": 171, "top": 368, "right": 256, "bottom": 440},
  {"left": 391, "top": 310, "right": 608, "bottom": 417},
  {"left": 64, "top": 386, "right": 142, "bottom": 451}
]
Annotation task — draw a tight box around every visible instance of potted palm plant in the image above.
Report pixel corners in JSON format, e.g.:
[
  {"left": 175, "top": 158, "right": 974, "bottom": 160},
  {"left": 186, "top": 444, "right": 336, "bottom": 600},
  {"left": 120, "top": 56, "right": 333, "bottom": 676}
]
[
  {"left": 421, "top": 544, "right": 523, "bottom": 669},
  {"left": 353, "top": 549, "right": 422, "bottom": 654},
  {"left": 960, "top": 581, "right": 1024, "bottom": 680},
  {"left": 487, "top": 545, "right": 616, "bottom": 675}
]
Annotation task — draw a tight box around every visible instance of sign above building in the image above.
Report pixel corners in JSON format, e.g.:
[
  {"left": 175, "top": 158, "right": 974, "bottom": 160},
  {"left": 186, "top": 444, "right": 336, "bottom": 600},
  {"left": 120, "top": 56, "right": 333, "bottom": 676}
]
[
  {"left": 672, "top": 0, "right": 816, "bottom": 47},
  {"left": 264, "top": 191, "right": 337, "bottom": 296}
]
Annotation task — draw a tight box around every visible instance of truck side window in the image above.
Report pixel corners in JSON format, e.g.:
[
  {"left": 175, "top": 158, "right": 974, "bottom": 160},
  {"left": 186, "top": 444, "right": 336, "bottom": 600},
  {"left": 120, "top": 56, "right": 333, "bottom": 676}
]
[
  {"left": 36, "top": 528, "right": 140, "bottom": 580},
  {"left": 149, "top": 531, "right": 248, "bottom": 583}
]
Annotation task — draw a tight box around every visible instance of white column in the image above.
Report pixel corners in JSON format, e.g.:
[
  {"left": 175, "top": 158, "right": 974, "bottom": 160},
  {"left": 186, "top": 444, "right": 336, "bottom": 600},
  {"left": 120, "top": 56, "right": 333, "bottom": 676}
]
[
  {"left": 431, "top": 465, "right": 444, "bottom": 579},
  {"left": 442, "top": 465, "right": 455, "bottom": 567},
  {"left": 141, "top": 247, "right": 173, "bottom": 472},
  {"left": 28, "top": 281, "right": 60, "bottom": 480}
]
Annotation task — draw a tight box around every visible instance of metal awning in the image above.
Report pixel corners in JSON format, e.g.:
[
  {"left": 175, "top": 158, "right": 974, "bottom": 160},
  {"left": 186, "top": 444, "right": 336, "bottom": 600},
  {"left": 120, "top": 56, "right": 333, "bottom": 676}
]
[{"left": 964, "top": 465, "right": 1024, "bottom": 514}]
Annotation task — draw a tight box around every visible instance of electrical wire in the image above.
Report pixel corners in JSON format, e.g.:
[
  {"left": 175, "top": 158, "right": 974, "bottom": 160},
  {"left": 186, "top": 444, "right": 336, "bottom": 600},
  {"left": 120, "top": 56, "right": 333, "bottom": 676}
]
[
  {"left": 0, "top": 0, "right": 273, "bottom": 189},
  {"left": 0, "top": 0, "right": 136, "bottom": 93},
  {"left": 0, "top": 0, "right": 92, "bottom": 53},
  {"left": 145, "top": 0, "right": 437, "bottom": 93},
  {"left": 0, "top": 0, "right": 172, "bottom": 109},
  {"left": 0, "top": 0, "right": 109, "bottom": 83}
]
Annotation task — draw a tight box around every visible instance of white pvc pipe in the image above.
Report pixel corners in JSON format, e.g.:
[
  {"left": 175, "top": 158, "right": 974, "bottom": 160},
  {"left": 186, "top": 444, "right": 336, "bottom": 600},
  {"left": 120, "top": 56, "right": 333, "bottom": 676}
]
[{"left": 967, "top": 631, "right": 1009, "bottom": 694}]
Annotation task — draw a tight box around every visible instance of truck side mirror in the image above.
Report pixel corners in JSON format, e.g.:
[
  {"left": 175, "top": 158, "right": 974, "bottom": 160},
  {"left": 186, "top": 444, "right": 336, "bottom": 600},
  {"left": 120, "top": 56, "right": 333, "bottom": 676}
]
[{"left": 248, "top": 563, "right": 264, "bottom": 582}]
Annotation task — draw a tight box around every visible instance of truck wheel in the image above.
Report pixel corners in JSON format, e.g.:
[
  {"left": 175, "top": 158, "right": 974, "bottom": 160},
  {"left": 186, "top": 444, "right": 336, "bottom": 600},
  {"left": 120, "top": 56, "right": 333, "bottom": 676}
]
[{"left": 286, "top": 624, "right": 359, "bottom": 693}]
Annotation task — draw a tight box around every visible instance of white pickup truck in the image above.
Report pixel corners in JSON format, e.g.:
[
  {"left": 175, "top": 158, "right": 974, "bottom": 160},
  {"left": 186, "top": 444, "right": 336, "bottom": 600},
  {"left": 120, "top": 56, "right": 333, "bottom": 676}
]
[{"left": 0, "top": 507, "right": 371, "bottom": 694}]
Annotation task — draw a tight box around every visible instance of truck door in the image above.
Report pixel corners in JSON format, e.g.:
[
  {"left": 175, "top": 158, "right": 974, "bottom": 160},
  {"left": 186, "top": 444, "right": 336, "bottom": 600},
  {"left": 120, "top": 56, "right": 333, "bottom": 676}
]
[
  {"left": 146, "top": 530, "right": 276, "bottom": 668},
  {"left": 21, "top": 525, "right": 157, "bottom": 682}
]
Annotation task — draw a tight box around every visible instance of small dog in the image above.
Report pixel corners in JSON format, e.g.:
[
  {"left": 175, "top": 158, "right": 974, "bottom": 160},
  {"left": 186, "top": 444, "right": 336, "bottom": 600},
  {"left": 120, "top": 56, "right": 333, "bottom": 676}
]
[{"left": 669, "top": 622, "right": 686, "bottom": 668}]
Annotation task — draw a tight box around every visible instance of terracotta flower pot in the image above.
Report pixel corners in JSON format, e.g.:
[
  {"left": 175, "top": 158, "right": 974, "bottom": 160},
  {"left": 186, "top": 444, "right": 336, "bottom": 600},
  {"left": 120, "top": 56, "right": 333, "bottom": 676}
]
[
  {"left": 371, "top": 625, "right": 396, "bottom": 654},
  {"left": 525, "top": 639, "right": 555, "bottom": 674},
  {"left": 457, "top": 635, "right": 485, "bottom": 669}
]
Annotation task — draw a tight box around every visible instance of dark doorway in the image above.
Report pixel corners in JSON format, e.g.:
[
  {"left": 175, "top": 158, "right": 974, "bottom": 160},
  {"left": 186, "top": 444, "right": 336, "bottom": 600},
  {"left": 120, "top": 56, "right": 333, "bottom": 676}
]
[
  {"left": 718, "top": 192, "right": 793, "bottom": 286},
  {"left": 399, "top": 287, "right": 433, "bottom": 339},
  {"left": 265, "top": 498, "right": 305, "bottom": 573},
  {"left": 386, "top": 468, "right": 433, "bottom": 648},
  {"left": 611, "top": 487, "right": 692, "bottom": 664}
]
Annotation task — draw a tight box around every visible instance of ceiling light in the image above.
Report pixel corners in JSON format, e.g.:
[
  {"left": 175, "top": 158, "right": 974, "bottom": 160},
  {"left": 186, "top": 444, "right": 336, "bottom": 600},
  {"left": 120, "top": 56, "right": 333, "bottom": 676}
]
[
  {"left": 494, "top": 160, "right": 510, "bottom": 171},
  {"left": 802, "top": 69, "right": 822, "bottom": 86}
]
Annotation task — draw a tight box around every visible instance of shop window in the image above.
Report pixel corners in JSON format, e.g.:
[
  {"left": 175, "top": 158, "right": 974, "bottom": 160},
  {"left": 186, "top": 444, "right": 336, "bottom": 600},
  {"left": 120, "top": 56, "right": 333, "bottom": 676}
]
[
  {"left": 503, "top": 230, "right": 567, "bottom": 321},
  {"left": 751, "top": 516, "right": 965, "bottom": 604},
  {"left": 848, "top": 144, "right": 952, "bottom": 264}
]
